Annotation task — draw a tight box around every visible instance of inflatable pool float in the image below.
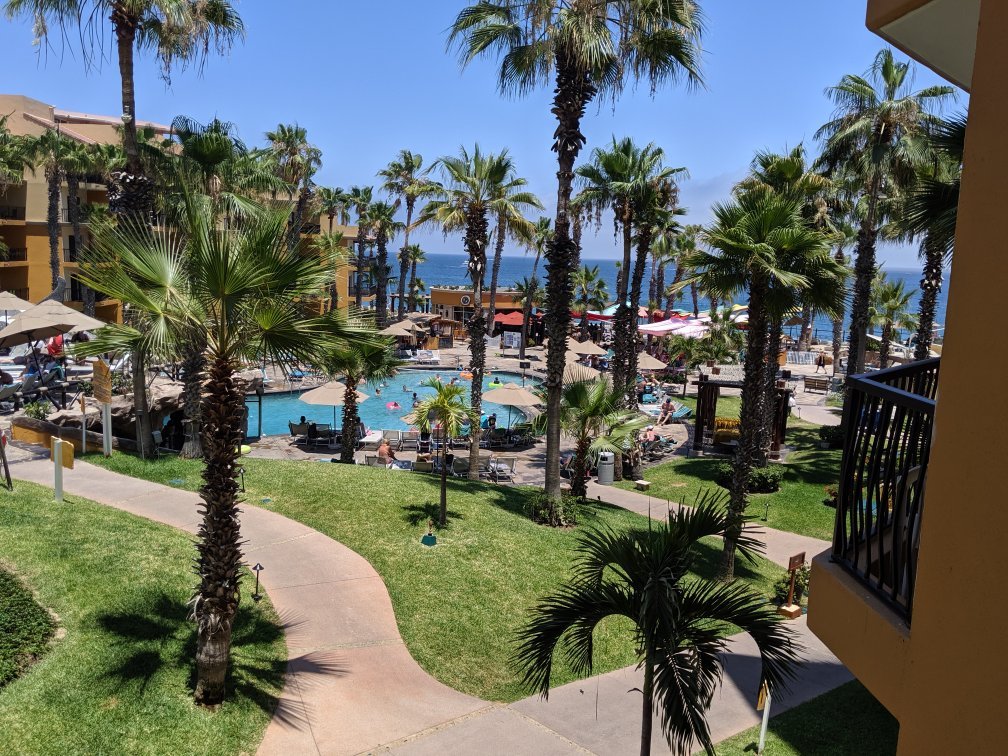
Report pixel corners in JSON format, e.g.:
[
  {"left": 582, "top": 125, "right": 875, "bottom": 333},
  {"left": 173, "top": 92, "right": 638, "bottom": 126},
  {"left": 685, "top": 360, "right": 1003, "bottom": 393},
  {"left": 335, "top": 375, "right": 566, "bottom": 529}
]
[
  {"left": 386, "top": 401, "right": 401, "bottom": 410},
  {"left": 460, "top": 371, "right": 474, "bottom": 380}
]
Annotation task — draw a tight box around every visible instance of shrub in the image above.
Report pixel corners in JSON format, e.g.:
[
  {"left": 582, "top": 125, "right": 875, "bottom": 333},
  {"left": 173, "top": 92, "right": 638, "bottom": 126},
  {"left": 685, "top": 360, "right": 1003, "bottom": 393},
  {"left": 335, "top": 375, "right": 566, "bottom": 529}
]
[
  {"left": 773, "top": 564, "right": 811, "bottom": 606},
  {"left": 714, "top": 462, "right": 784, "bottom": 493},
  {"left": 818, "top": 424, "right": 845, "bottom": 449},
  {"left": 111, "top": 371, "right": 132, "bottom": 396},
  {"left": 0, "top": 568, "right": 55, "bottom": 687},
  {"left": 21, "top": 401, "right": 49, "bottom": 421},
  {"left": 525, "top": 490, "right": 580, "bottom": 527},
  {"left": 823, "top": 484, "right": 839, "bottom": 508}
]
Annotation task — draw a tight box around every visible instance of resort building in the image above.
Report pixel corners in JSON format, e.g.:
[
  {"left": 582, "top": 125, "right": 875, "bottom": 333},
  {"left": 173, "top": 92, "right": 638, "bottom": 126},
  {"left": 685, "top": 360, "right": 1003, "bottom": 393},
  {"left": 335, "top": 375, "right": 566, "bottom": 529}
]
[
  {"left": 429, "top": 286, "right": 523, "bottom": 323},
  {"left": 808, "top": 2, "right": 1003, "bottom": 752}
]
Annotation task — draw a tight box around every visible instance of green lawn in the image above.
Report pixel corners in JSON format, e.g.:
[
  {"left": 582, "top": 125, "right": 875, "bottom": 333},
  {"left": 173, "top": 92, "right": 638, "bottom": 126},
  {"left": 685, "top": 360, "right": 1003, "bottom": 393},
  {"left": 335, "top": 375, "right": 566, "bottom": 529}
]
[
  {"left": 718, "top": 681, "right": 898, "bottom": 755},
  {"left": 0, "top": 481, "right": 286, "bottom": 755},
  {"left": 90, "top": 452, "right": 782, "bottom": 702},
  {"left": 620, "top": 414, "right": 841, "bottom": 541},
  {"left": 0, "top": 568, "right": 54, "bottom": 688}
]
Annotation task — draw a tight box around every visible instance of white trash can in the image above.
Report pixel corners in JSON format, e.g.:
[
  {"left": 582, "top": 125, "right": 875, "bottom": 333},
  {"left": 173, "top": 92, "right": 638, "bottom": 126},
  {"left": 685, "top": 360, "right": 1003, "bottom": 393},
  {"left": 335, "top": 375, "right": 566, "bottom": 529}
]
[{"left": 596, "top": 451, "right": 615, "bottom": 485}]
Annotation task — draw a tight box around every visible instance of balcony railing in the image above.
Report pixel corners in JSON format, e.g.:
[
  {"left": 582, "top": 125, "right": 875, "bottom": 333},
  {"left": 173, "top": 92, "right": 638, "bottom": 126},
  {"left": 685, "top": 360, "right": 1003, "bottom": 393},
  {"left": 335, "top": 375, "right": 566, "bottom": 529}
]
[
  {"left": 0, "top": 206, "right": 25, "bottom": 221},
  {"left": 832, "top": 358, "right": 940, "bottom": 623},
  {"left": 2, "top": 248, "right": 27, "bottom": 262}
]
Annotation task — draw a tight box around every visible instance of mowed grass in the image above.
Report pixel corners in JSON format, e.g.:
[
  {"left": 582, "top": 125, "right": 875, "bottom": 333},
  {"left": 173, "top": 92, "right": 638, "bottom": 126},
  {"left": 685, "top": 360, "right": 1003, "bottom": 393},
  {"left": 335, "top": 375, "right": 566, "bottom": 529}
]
[
  {"left": 619, "top": 409, "right": 841, "bottom": 541},
  {"left": 91, "top": 452, "right": 782, "bottom": 702},
  {"left": 0, "top": 568, "right": 54, "bottom": 687},
  {"left": 0, "top": 481, "right": 286, "bottom": 756},
  {"left": 718, "top": 680, "right": 898, "bottom": 755}
]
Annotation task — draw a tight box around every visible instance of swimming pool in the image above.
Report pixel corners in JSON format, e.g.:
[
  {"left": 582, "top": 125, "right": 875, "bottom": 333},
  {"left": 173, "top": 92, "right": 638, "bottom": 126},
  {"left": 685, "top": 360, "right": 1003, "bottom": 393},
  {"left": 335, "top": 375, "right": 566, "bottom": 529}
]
[{"left": 245, "top": 369, "right": 539, "bottom": 436}]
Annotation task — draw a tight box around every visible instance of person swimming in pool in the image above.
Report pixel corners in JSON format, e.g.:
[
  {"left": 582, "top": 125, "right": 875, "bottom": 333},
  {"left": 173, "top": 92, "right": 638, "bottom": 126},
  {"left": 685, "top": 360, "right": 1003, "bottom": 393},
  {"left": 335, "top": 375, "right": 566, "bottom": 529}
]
[{"left": 389, "top": 401, "right": 401, "bottom": 409}]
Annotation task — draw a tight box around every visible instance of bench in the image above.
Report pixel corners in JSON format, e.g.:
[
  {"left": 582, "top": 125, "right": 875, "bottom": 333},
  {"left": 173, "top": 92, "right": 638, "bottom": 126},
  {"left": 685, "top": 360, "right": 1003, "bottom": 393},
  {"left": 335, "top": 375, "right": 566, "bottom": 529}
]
[
  {"left": 635, "top": 480, "right": 651, "bottom": 491},
  {"left": 803, "top": 376, "right": 830, "bottom": 393}
]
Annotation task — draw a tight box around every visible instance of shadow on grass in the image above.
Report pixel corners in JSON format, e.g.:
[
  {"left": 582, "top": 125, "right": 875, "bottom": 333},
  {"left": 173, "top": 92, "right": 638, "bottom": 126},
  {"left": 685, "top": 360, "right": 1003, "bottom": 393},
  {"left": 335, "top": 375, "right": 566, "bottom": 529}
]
[{"left": 401, "top": 501, "right": 464, "bottom": 528}]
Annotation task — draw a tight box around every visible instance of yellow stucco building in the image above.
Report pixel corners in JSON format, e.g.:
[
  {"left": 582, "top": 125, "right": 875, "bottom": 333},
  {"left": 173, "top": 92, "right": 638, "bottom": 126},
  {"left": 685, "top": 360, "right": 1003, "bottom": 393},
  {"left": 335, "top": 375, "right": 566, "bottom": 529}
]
[{"left": 808, "top": 2, "right": 1005, "bottom": 752}]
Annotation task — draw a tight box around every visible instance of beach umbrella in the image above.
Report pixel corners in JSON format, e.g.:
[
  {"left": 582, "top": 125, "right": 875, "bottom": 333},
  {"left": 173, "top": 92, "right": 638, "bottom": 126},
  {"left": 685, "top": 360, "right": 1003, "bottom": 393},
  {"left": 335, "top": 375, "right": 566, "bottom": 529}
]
[
  {"left": 0, "top": 291, "right": 32, "bottom": 331},
  {"left": 0, "top": 300, "right": 105, "bottom": 347},
  {"left": 378, "top": 322, "right": 413, "bottom": 339},
  {"left": 571, "top": 339, "right": 606, "bottom": 356},
  {"left": 483, "top": 383, "right": 541, "bottom": 429},
  {"left": 637, "top": 352, "right": 668, "bottom": 371},
  {"left": 563, "top": 362, "right": 601, "bottom": 382},
  {"left": 300, "top": 380, "right": 369, "bottom": 426}
]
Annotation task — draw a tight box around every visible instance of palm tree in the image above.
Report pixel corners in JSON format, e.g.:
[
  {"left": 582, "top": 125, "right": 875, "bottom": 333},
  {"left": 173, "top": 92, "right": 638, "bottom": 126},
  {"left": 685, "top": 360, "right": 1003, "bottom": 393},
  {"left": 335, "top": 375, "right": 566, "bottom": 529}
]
[
  {"left": 327, "top": 341, "right": 402, "bottom": 463},
  {"left": 486, "top": 158, "right": 542, "bottom": 329},
  {"left": 378, "top": 151, "right": 434, "bottom": 320},
  {"left": 572, "top": 265, "right": 608, "bottom": 341},
  {"left": 513, "top": 275, "right": 544, "bottom": 357},
  {"left": 405, "top": 243, "right": 426, "bottom": 312},
  {"left": 79, "top": 198, "right": 368, "bottom": 706},
  {"left": 532, "top": 373, "right": 645, "bottom": 498},
  {"left": 870, "top": 274, "right": 918, "bottom": 367},
  {"left": 688, "top": 193, "right": 834, "bottom": 580},
  {"left": 518, "top": 217, "right": 552, "bottom": 360},
  {"left": 348, "top": 185, "right": 374, "bottom": 309},
  {"left": 450, "top": 0, "right": 704, "bottom": 502},
  {"left": 6, "top": 0, "right": 243, "bottom": 217},
  {"left": 514, "top": 495, "right": 800, "bottom": 756},
  {"left": 414, "top": 378, "right": 478, "bottom": 528},
  {"left": 816, "top": 48, "right": 954, "bottom": 375},
  {"left": 316, "top": 186, "right": 350, "bottom": 232},
  {"left": 62, "top": 139, "right": 96, "bottom": 313},
  {"left": 21, "top": 128, "right": 72, "bottom": 290},
  {"left": 364, "top": 201, "right": 404, "bottom": 328},
  {"left": 264, "top": 123, "right": 321, "bottom": 253},
  {"left": 419, "top": 144, "right": 510, "bottom": 478}
]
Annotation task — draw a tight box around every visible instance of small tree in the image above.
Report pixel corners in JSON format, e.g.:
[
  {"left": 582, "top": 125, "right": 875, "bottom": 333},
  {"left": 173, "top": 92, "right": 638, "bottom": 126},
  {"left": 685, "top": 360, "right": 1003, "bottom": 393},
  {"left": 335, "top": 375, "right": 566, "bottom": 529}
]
[
  {"left": 327, "top": 341, "right": 403, "bottom": 463},
  {"left": 414, "top": 378, "right": 478, "bottom": 527},
  {"left": 515, "top": 493, "right": 800, "bottom": 756}
]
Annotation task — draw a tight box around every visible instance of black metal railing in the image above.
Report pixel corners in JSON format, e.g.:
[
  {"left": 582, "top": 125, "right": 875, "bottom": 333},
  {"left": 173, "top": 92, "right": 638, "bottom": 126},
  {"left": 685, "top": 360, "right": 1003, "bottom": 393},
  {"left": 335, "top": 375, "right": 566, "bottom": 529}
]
[
  {"left": 3, "top": 248, "right": 27, "bottom": 262},
  {"left": 0, "top": 206, "right": 25, "bottom": 221},
  {"left": 832, "top": 358, "right": 940, "bottom": 624}
]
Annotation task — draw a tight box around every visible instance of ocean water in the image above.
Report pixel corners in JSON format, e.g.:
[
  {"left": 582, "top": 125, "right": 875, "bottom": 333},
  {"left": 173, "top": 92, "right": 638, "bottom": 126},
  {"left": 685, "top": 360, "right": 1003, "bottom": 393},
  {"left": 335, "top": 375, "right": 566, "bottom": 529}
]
[{"left": 413, "top": 253, "right": 950, "bottom": 343}]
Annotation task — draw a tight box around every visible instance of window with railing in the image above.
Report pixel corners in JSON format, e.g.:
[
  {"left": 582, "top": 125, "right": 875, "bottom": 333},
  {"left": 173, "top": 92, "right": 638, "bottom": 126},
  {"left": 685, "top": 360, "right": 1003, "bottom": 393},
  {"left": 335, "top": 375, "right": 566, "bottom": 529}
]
[
  {"left": 3, "top": 248, "right": 27, "bottom": 262},
  {"left": 0, "top": 206, "right": 25, "bottom": 221},
  {"left": 63, "top": 235, "right": 78, "bottom": 263},
  {"left": 832, "top": 359, "right": 940, "bottom": 624}
]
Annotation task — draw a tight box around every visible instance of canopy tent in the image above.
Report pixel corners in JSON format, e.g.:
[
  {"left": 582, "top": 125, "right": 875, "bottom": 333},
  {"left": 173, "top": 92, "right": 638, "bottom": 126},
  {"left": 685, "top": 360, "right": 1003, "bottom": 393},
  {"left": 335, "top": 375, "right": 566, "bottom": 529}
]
[{"left": 300, "top": 381, "right": 369, "bottom": 426}]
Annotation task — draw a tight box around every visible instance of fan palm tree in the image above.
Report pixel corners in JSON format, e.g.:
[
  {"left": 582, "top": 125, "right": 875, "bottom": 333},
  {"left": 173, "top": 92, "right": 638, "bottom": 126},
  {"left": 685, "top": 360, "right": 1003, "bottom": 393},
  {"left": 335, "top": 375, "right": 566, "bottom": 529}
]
[
  {"left": 21, "top": 128, "right": 74, "bottom": 290},
  {"left": 449, "top": 0, "right": 704, "bottom": 502},
  {"left": 531, "top": 373, "right": 645, "bottom": 498},
  {"left": 60, "top": 139, "right": 97, "bottom": 313},
  {"left": 419, "top": 144, "right": 512, "bottom": 477},
  {"left": 264, "top": 123, "right": 321, "bottom": 253},
  {"left": 378, "top": 150, "right": 435, "bottom": 320},
  {"left": 870, "top": 274, "right": 918, "bottom": 367},
  {"left": 688, "top": 193, "right": 833, "bottom": 580},
  {"left": 405, "top": 243, "right": 426, "bottom": 312},
  {"left": 518, "top": 217, "right": 552, "bottom": 360},
  {"left": 348, "top": 185, "right": 374, "bottom": 309},
  {"left": 79, "top": 197, "right": 369, "bottom": 706},
  {"left": 513, "top": 275, "right": 544, "bottom": 357},
  {"left": 364, "top": 201, "right": 404, "bottom": 328},
  {"left": 6, "top": 0, "right": 243, "bottom": 217},
  {"left": 316, "top": 186, "right": 350, "bottom": 232},
  {"left": 514, "top": 494, "right": 800, "bottom": 756},
  {"left": 414, "top": 378, "right": 479, "bottom": 527},
  {"left": 816, "top": 48, "right": 954, "bottom": 374},
  {"left": 486, "top": 158, "right": 542, "bottom": 329},
  {"left": 572, "top": 265, "right": 608, "bottom": 341},
  {"left": 327, "top": 341, "right": 402, "bottom": 463}
]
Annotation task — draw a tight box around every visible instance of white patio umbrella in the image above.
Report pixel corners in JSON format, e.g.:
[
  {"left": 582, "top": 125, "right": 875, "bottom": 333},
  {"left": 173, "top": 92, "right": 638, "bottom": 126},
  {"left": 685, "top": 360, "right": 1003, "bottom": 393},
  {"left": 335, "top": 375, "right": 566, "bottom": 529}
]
[
  {"left": 636, "top": 352, "right": 668, "bottom": 371},
  {"left": 483, "top": 382, "right": 541, "bottom": 429},
  {"left": 299, "top": 380, "right": 369, "bottom": 426},
  {"left": 0, "top": 299, "right": 105, "bottom": 348}
]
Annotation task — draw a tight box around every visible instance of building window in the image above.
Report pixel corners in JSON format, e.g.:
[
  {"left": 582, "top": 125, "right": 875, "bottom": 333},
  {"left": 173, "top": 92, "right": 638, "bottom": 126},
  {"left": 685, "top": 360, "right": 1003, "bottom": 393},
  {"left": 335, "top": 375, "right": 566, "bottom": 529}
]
[
  {"left": 64, "top": 235, "right": 78, "bottom": 263},
  {"left": 69, "top": 276, "right": 83, "bottom": 302}
]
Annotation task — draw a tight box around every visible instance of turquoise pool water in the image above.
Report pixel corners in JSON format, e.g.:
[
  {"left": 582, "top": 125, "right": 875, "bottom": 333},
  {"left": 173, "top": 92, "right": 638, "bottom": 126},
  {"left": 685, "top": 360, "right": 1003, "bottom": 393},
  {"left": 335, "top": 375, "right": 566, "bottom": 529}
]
[{"left": 245, "top": 369, "right": 538, "bottom": 436}]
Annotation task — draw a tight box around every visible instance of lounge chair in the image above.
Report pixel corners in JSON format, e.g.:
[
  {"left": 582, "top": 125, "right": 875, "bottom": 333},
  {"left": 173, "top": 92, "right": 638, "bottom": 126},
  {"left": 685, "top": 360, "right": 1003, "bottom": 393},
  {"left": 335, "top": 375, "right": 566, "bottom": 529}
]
[
  {"left": 451, "top": 456, "right": 470, "bottom": 477},
  {"left": 489, "top": 456, "right": 518, "bottom": 483},
  {"left": 413, "top": 459, "right": 434, "bottom": 474},
  {"left": 364, "top": 454, "right": 385, "bottom": 467},
  {"left": 382, "top": 429, "right": 402, "bottom": 451},
  {"left": 669, "top": 404, "right": 693, "bottom": 422},
  {"left": 14, "top": 374, "right": 40, "bottom": 408},
  {"left": 357, "top": 430, "right": 383, "bottom": 451},
  {"left": 289, "top": 420, "right": 309, "bottom": 441},
  {"left": 0, "top": 381, "right": 21, "bottom": 412},
  {"left": 417, "top": 434, "right": 432, "bottom": 454},
  {"left": 402, "top": 430, "right": 420, "bottom": 448}
]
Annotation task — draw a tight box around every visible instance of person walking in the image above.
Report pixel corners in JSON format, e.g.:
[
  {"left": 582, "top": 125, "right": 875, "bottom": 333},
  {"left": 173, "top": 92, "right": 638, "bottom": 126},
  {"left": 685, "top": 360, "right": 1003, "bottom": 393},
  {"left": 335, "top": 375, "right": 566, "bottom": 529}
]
[{"left": 815, "top": 352, "right": 826, "bottom": 373}]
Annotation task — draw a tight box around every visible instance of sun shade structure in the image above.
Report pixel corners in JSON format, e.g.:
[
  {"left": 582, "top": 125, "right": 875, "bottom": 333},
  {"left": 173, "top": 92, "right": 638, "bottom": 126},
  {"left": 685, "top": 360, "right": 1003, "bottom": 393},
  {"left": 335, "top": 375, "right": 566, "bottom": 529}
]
[
  {"left": 0, "top": 291, "right": 33, "bottom": 313},
  {"left": 483, "top": 383, "right": 540, "bottom": 407},
  {"left": 378, "top": 322, "right": 414, "bottom": 338},
  {"left": 300, "top": 380, "right": 369, "bottom": 425},
  {"left": 636, "top": 352, "right": 669, "bottom": 371},
  {"left": 570, "top": 339, "right": 606, "bottom": 356},
  {"left": 0, "top": 300, "right": 105, "bottom": 348},
  {"left": 563, "top": 362, "right": 601, "bottom": 382}
]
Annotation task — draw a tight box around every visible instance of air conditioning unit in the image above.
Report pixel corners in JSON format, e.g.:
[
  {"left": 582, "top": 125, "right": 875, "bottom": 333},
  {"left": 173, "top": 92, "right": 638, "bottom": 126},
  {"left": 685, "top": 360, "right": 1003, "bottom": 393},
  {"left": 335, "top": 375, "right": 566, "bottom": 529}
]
[{"left": 460, "top": 295, "right": 472, "bottom": 306}]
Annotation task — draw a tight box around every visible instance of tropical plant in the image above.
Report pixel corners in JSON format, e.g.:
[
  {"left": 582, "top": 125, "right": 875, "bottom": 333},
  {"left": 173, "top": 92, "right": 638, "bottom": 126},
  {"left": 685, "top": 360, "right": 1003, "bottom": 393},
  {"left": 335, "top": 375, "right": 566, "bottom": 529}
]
[
  {"left": 692, "top": 307, "right": 745, "bottom": 365},
  {"left": 378, "top": 150, "right": 434, "bottom": 319},
  {"left": 405, "top": 243, "right": 426, "bottom": 312},
  {"left": 363, "top": 201, "right": 403, "bottom": 328},
  {"left": 449, "top": 0, "right": 704, "bottom": 502},
  {"left": 78, "top": 197, "right": 368, "bottom": 704},
  {"left": 531, "top": 372, "right": 646, "bottom": 499},
  {"left": 413, "top": 378, "right": 479, "bottom": 527},
  {"left": 870, "top": 273, "right": 918, "bottom": 367},
  {"left": 20, "top": 129, "right": 74, "bottom": 290},
  {"left": 326, "top": 341, "right": 402, "bottom": 463},
  {"left": 816, "top": 48, "right": 954, "bottom": 374},
  {"left": 313, "top": 230, "right": 348, "bottom": 311},
  {"left": 513, "top": 275, "right": 544, "bottom": 355},
  {"left": 571, "top": 264, "right": 608, "bottom": 341},
  {"left": 264, "top": 123, "right": 321, "bottom": 252},
  {"left": 0, "top": 115, "right": 28, "bottom": 193},
  {"left": 61, "top": 138, "right": 97, "bottom": 313},
  {"left": 316, "top": 185, "right": 350, "bottom": 232},
  {"left": 6, "top": 0, "right": 244, "bottom": 217},
  {"left": 688, "top": 193, "right": 836, "bottom": 580},
  {"left": 514, "top": 493, "right": 800, "bottom": 756},
  {"left": 348, "top": 185, "right": 374, "bottom": 309},
  {"left": 518, "top": 217, "right": 552, "bottom": 360}
]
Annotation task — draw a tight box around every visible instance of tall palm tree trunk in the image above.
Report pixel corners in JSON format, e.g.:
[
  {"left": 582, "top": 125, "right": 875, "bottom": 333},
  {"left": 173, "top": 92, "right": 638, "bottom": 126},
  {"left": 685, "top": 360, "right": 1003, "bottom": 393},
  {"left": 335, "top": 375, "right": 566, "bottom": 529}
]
[
  {"left": 67, "top": 174, "right": 96, "bottom": 315},
  {"left": 721, "top": 279, "right": 770, "bottom": 581},
  {"left": 131, "top": 348, "right": 154, "bottom": 458},
  {"left": 543, "top": 53, "right": 594, "bottom": 500},
  {"left": 193, "top": 354, "right": 244, "bottom": 706},
  {"left": 798, "top": 301, "right": 812, "bottom": 351},
  {"left": 832, "top": 246, "right": 846, "bottom": 375},
  {"left": 438, "top": 438, "right": 449, "bottom": 527},
  {"left": 611, "top": 213, "right": 634, "bottom": 409},
  {"left": 397, "top": 199, "right": 414, "bottom": 319},
  {"left": 914, "top": 235, "right": 943, "bottom": 360},
  {"left": 571, "top": 433, "right": 590, "bottom": 499},
  {"left": 179, "top": 334, "right": 206, "bottom": 459},
  {"left": 847, "top": 223, "right": 877, "bottom": 376},
  {"left": 879, "top": 321, "right": 892, "bottom": 368},
  {"left": 690, "top": 281, "right": 699, "bottom": 317},
  {"left": 640, "top": 641, "right": 655, "bottom": 756},
  {"left": 486, "top": 214, "right": 506, "bottom": 332},
  {"left": 759, "top": 316, "right": 783, "bottom": 468},
  {"left": 375, "top": 233, "right": 389, "bottom": 329},
  {"left": 46, "top": 165, "right": 61, "bottom": 289},
  {"left": 355, "top": 231, "right": 366, "bottom": 309},
  {"left": 109, "top": 12, "right": 152, "bottom": 219},
  {"left": 287, "top": 184, "right": 311, "bottom": 254},
  {"left": 408, "top": 258, "right": 419, "bottom": 313},
  {"left": 466, "top": 209, "right": 489, "bottom": 479},
  {"left": 340, "top": 379, "right": 360, "bottom": 463},
  {"left": 625, "top": 227, "right": 652, "bottom": 408},
  {"left": 666, "top": 263, "right": 683, "bottom": 314}
]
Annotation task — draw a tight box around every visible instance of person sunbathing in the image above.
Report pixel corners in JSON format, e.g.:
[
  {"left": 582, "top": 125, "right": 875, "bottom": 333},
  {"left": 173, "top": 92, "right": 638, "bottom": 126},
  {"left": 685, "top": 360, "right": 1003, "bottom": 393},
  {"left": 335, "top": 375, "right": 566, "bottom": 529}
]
[{"left": 657, "top": 398, "right": 674, "bottom": 424}]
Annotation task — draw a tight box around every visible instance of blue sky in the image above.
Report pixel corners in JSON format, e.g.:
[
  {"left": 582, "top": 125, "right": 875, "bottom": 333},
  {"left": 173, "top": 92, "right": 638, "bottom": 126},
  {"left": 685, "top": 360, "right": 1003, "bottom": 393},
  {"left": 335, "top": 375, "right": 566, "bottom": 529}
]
[{"left": 0, "top": 0, "right": 963, "bottom": 268}]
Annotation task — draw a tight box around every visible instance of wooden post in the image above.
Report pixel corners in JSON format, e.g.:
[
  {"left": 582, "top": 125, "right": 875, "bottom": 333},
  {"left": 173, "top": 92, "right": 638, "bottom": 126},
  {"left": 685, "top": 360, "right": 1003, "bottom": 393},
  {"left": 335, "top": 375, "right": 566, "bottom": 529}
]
[{"left": 777, "top": 551, "right": 805, "bottom": 619}]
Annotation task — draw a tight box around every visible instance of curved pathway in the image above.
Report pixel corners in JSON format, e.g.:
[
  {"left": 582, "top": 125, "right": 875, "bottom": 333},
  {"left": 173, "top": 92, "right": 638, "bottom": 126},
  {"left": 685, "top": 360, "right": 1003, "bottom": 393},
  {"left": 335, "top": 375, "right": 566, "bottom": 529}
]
[{"left": 7, "top": 456, "right": 488, "bottom": 755}]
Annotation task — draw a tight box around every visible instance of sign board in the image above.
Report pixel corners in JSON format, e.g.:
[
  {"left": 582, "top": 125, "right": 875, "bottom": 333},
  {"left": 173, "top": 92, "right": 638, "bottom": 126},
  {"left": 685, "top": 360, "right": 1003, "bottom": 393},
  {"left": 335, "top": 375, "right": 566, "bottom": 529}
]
[
  {"left": 93, "top": 359, "right": 113, "bottom": 404},
  {"left": 756, "top": 681, "right": 769, "bottom": 711},
  {"left": 788, "top": 552, "right": 806, "bottom": 571},
  {"left": 51, "top": 437, "right": 74, "bottom": 469}
]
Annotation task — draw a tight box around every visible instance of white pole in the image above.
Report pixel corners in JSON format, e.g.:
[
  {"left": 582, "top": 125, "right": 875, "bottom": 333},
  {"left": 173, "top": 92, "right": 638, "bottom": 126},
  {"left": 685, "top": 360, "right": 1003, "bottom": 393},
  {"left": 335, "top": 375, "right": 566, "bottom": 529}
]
[
  {"left": 757, "top": 690, "right": 772, "bottom": 754},
  {"left": 102, "top": 403, "right": 112, "bottom": 457},
  {"left": 81, "top": 401, "right": 87, "bottom": 452},
  {"left": 53, "top": 439, "right": 63, "bottom": 503}
]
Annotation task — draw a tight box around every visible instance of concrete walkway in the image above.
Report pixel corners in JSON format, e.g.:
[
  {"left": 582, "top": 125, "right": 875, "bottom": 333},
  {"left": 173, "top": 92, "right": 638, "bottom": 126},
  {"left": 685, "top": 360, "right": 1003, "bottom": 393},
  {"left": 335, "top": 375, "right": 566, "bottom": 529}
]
[{"left": 7, "top": 457, "right": 487, "bottom": 756}]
